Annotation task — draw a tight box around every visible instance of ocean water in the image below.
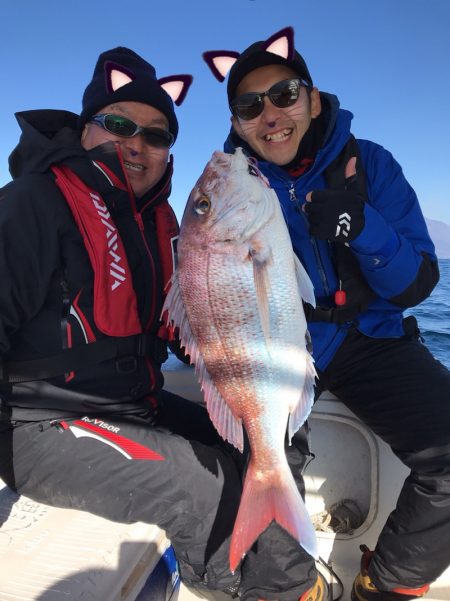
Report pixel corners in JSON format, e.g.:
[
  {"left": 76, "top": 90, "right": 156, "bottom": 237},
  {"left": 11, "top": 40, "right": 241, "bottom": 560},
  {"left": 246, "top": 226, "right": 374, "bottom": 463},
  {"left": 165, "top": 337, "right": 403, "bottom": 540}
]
[{"left": 406, "top": 258, "right": 450, "bottom": 370}]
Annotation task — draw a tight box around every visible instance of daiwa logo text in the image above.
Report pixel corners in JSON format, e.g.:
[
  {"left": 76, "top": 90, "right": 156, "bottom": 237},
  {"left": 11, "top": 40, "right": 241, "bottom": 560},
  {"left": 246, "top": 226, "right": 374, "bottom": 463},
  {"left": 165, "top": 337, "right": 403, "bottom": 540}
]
[
  {"left": 336, "top": 212, "right": 351, "bottom": 238},
  {"left": 90, "top": 193, "right": 126, "bottom": 291}
]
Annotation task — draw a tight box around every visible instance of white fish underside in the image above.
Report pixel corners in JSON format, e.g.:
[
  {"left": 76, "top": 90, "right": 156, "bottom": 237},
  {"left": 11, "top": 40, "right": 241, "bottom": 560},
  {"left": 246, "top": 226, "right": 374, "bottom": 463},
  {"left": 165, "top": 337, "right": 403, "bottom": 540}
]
[{"left": 182, "top": 223, "right": 310, "bottom": 447}]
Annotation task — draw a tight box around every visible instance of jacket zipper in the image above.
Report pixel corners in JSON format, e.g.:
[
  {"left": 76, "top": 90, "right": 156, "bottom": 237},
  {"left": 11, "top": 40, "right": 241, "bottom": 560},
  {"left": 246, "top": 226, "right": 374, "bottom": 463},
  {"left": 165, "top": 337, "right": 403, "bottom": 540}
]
[
  {"left": 139, "top": 177, "right": 172, "bottom": 331},
  {"left": 113, "top": 146, "right": 167, "bottom": 389},
  {"left": 114, "top": 144, "right": 157, "bottom": 332},
  {"left": 60, "top": 277, "right": 75, "bottom": 382},
  {"left": 288, "top": 182, "right": 331, "bottom": 297}
]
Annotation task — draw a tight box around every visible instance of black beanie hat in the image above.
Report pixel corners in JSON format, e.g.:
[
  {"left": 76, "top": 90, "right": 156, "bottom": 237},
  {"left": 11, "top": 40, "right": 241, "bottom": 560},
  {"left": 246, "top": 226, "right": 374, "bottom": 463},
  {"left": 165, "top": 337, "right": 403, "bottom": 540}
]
[
  {"left": 225, "top": 28, "right": 313, "bottom": 102},
  {"left": 79, "top": 47, "right": 179, "bottom": 140}
]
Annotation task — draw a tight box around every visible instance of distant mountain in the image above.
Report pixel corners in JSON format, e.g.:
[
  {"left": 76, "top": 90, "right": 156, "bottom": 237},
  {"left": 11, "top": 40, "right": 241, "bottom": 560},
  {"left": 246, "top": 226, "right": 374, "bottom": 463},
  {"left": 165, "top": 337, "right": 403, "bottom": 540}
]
[{"left": 426, "top": 218, "right": 450, "bottom": 259}]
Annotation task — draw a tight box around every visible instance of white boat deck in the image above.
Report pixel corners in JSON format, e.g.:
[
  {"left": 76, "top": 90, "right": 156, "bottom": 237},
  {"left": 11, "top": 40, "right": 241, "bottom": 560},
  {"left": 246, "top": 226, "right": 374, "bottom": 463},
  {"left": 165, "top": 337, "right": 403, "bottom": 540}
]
[{"left": 0, "top": 356, "right": 449, "bottom": 600}]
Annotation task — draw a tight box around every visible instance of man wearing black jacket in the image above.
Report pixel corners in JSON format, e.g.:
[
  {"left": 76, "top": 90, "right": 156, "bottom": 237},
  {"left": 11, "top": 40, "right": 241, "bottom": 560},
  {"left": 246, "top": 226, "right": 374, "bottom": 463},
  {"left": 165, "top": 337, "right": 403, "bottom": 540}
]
[{"left": 0, "top": 47, "right": 249, "bottom": 595}]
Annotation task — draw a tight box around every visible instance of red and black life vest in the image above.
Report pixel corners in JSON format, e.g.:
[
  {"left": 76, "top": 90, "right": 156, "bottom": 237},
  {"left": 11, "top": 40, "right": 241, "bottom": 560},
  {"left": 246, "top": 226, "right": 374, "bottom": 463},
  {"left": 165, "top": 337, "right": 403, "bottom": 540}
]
[{"left": 2, "top": 164, "right": 178, "bottom": 384}]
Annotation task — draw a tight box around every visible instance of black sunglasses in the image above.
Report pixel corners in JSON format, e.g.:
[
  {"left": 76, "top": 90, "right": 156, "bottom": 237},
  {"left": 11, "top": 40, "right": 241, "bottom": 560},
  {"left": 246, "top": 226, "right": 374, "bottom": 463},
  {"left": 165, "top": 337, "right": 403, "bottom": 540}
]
[
  {"left": 230, "top": 78, "right": 309, "bottom": 121},
  {"left": 89, "top": 113, "right": 175, "bottom": 148}
]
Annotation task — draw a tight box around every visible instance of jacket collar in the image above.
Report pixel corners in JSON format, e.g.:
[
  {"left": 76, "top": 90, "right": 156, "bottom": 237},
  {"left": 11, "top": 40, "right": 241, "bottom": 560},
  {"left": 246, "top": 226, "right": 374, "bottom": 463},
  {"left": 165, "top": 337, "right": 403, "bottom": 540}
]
[
  {"left": 8, "top": 108, "right": 173, "bottom": 212},
  {"left": 83, "top": 144, "right": 173, "bottom": 212}
]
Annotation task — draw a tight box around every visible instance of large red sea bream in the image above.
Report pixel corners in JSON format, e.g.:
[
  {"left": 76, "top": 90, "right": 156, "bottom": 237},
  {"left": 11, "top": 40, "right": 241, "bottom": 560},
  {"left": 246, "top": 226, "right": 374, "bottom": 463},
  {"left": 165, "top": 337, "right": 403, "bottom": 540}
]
[{"left": 163, "top": 148, "right": 318, "bottom": 572}]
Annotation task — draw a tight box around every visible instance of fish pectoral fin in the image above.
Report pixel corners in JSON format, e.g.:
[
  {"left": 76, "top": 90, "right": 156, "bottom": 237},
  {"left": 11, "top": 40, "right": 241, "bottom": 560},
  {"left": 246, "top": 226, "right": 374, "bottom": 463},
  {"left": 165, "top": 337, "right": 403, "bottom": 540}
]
[
  {"left": 294, "top": 254, "right": 316, "bottom": 307},
  {"left": 288, "top": 352, "right": 317, "bottom": 443},
  {"left": 250, "top": 244, "right": 272, "bottom": 342}
]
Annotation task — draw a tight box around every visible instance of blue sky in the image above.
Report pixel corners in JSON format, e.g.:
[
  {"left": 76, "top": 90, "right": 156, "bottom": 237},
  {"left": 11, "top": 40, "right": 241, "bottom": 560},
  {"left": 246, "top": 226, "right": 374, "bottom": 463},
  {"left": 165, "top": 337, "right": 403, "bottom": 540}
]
[{"left": 1, "top": 0, "right": 449, "bottom": 223}]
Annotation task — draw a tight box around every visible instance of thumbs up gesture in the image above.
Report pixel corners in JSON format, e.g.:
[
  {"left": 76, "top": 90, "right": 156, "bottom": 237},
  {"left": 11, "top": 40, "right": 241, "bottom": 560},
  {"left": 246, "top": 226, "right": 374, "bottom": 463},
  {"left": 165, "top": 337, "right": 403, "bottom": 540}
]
[{"left": 304, "top": 157, "right": 366, "bottom": 243}]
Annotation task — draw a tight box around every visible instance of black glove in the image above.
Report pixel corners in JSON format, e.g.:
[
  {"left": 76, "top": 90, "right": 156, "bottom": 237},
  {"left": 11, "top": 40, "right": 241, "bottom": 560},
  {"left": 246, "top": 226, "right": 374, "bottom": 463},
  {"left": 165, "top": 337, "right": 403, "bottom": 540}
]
[{"left": 304, "top": 181, "right": 365, "bottom": 243}]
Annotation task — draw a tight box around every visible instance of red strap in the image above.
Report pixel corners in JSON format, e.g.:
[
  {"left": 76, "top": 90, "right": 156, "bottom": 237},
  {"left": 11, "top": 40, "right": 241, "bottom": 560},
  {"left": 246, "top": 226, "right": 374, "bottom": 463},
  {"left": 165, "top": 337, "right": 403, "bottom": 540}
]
[
  {"left": 52, "top": 165, "right": 142, "bottom": 337},
  {"left": 154, "top": 201, "right": 179, "bottom": 291}
]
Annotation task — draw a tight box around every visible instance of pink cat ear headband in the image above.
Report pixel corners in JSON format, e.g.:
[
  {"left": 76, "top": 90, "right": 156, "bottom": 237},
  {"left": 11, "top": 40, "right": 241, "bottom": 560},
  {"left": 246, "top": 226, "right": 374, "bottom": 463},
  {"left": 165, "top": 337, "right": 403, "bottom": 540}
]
[
  {"left": 202, "top": 26, "right": 313, "bottom": 110},
  {"left": 105, "top": 61, "right": 192, "bottom": 107},
  {"left": 203, "top": 26, "right": 295, "bottom": 82},
  {"left": 79, "top": 46, "right": 193, "bottom": 138}
]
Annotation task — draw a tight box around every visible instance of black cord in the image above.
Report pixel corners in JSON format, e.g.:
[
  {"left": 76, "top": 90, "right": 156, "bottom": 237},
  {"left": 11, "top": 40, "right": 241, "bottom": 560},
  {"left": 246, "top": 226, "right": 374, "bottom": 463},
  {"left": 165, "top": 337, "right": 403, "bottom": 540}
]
[{"left": 317, "top": 555, "right": 344, "bottom": 601}]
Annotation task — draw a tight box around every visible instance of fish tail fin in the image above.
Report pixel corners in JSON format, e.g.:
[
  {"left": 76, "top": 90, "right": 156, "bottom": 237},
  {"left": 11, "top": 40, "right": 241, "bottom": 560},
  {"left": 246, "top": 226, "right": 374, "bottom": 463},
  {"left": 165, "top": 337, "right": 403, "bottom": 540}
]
[{"left": 229, "top": 460, "right": 318, "bottom": 573}]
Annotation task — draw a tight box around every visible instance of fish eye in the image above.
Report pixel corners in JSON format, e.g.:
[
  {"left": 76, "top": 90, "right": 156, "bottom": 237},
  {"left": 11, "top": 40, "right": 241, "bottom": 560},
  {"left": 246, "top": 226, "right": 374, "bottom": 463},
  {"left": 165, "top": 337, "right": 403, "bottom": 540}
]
[{"left": 194, "top": 195, "right": 211, "bottom": 215}]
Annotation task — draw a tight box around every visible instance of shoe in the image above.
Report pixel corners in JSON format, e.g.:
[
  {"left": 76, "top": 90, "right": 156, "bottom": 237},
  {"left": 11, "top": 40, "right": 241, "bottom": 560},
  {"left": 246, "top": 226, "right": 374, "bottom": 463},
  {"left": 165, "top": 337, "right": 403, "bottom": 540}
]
[
  {"left": 299, "top": 573, "right": 327, "bottom": 601},
  {"left": 351, "top": 545, "right": 430, "bottom": 600}
]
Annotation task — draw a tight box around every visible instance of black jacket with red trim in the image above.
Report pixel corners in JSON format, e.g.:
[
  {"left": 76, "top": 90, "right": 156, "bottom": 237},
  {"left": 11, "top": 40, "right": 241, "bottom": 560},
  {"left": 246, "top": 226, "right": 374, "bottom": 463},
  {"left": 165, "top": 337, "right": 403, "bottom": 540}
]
[{"left": 0, "top": 109, "right": 178, "bottom": 421}]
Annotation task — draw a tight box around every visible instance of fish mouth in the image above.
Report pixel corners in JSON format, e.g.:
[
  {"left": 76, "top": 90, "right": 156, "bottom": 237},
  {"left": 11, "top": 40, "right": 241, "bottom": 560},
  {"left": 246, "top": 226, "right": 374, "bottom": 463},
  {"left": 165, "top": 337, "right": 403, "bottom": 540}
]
[
  {"left": 198, "top": 149, "right": 275, "bottom": 242},
  {"left": 124, "top": 160, "right": 146, "bottom": 173},
  {"left": 263, "top": 128, "right": 293, "bottom": 143}
]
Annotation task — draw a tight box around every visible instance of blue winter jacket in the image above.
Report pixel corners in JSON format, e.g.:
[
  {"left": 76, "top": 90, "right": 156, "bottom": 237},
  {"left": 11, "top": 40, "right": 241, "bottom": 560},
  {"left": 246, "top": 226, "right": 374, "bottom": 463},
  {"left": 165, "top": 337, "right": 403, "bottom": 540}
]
[{"left": 225, "top": 93, "right": 439, "bottom": 371}]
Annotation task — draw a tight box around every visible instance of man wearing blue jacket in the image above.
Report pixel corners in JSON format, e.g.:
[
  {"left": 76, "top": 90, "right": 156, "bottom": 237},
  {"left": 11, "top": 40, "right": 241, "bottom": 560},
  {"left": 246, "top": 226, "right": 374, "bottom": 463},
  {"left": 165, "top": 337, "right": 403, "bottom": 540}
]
[{"left": 204, "top": 27, "right": 450, "bottom": 601}]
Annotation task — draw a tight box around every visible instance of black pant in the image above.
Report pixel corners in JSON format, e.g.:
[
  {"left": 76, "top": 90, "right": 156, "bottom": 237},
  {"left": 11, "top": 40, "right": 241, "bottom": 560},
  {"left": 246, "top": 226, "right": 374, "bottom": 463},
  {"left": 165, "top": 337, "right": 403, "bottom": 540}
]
[
  {"left": 1, "top": 329, "right": 449, "bottom": 598},
  {"left": 315, "top": 326, "right": 450, "bottom": 591},
  {"left": 0, "top": 390, "right": 315, "bottom": 601}
]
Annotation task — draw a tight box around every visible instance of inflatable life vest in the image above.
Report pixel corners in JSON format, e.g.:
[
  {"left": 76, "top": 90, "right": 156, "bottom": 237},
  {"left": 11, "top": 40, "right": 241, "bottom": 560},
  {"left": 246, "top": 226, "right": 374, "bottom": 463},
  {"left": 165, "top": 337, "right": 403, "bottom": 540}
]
[
  {"left": 52, "top": 164, "right": 178, "bottom": 336},
  {"left": 0, "top": 165, "right": 178, "bottom": 385}
]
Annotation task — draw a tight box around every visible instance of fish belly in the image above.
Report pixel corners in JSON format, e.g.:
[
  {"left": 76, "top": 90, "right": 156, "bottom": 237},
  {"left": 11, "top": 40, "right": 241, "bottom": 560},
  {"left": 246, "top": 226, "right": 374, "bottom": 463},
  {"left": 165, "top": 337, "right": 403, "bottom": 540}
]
[{"left": 176, "top": 218, "right": 317, "bottom": 570}]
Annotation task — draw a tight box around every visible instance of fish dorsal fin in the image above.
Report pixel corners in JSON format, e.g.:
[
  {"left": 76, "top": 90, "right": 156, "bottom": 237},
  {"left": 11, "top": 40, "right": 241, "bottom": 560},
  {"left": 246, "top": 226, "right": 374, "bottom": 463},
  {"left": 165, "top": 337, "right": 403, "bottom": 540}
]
[
  {"left": 197, "top": 360, "right": 244, "bottom": 452},
  {"left": 162, "top": 273, "right": 244, "bottom": 452},
  {"left": 288, "top": 352, "right": 317, "bottom": 443},
  {"left": 158, "top": 75, "right": 193, "bottom": 106},
  {"left": 202, "top": 51, "right": 240, "bottom": 82},
  {"left": 294, "top": 254, "right": 315, "bottom": 307}
]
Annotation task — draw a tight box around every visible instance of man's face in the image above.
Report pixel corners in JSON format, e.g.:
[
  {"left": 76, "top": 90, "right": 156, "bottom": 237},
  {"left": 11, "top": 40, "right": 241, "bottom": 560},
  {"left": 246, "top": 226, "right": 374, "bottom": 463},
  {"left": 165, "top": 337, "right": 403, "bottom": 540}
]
[
  {"left": 81, "top": 101, "right": 170, "bottom": 198},
  {"left": 231, "top": 65, "right": 321, "bottom": 166}
]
